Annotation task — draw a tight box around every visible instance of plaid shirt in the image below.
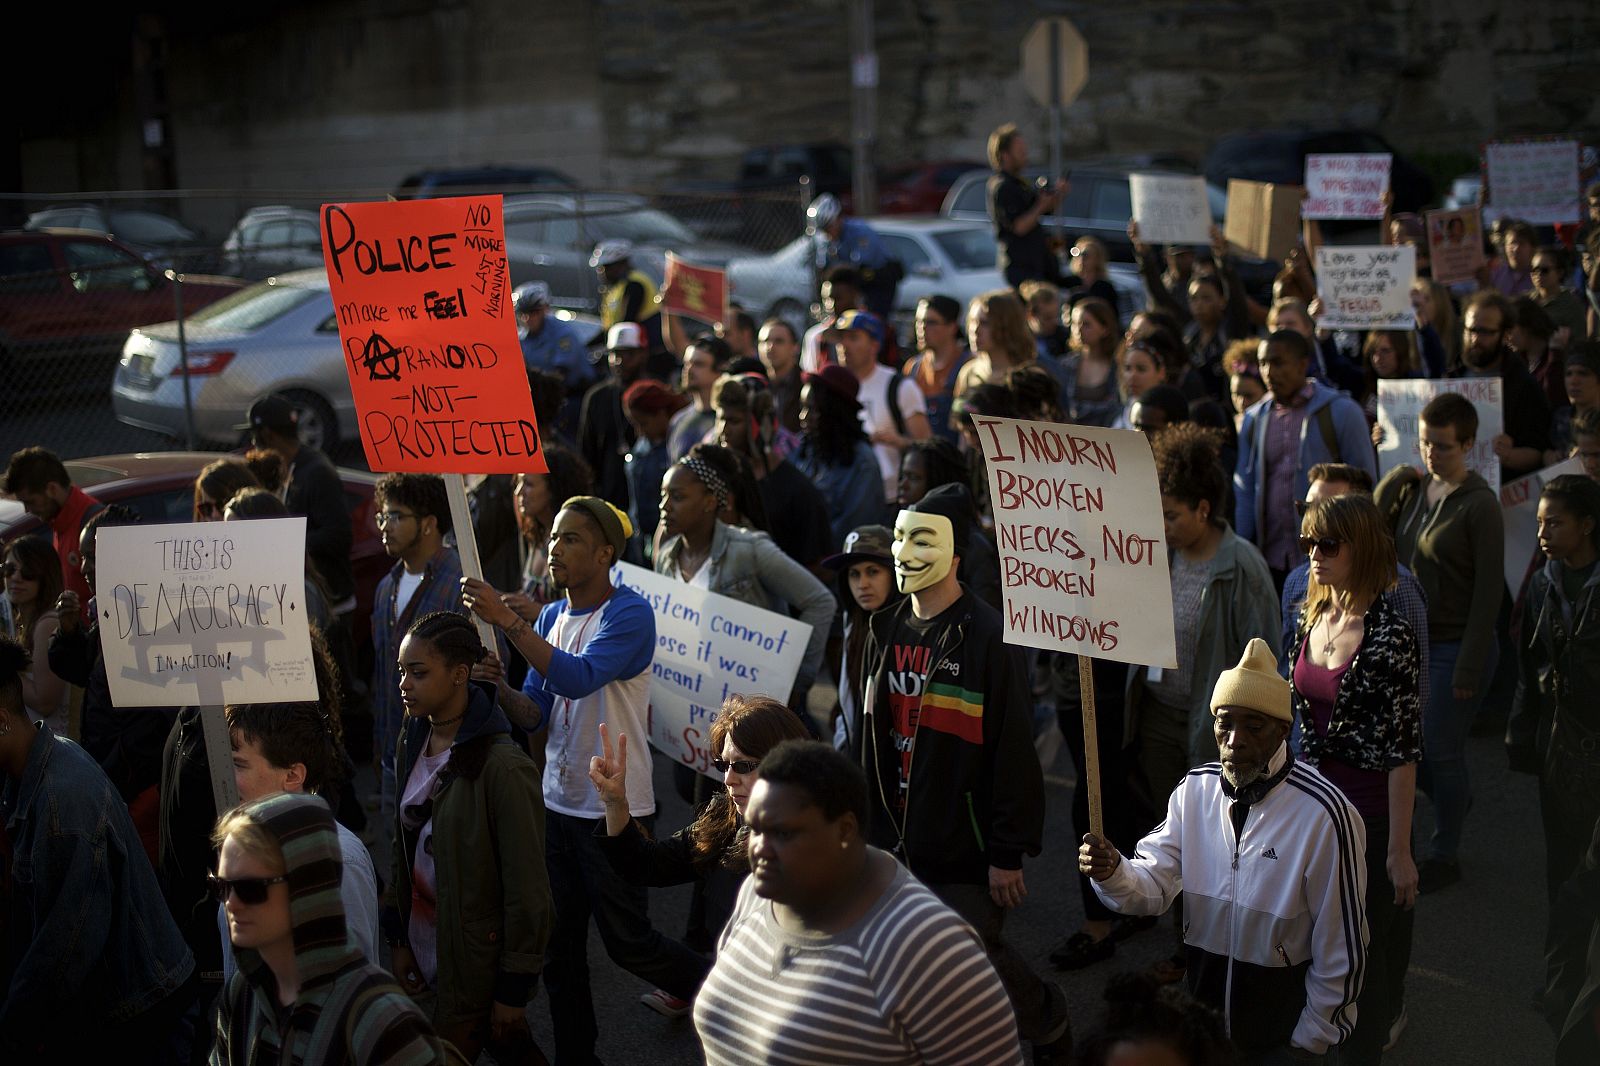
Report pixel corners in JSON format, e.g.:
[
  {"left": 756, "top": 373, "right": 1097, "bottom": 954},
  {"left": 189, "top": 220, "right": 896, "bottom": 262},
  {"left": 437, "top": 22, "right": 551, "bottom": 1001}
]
[{"left": 370, "top": 547, "right": 466, "bottom": 755}]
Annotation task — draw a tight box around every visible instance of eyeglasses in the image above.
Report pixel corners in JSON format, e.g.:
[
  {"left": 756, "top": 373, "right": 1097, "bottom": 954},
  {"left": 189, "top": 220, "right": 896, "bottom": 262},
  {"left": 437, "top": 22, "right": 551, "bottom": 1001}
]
[
  {"left": 1297, "top": 536, "right": 1343, "bottom": 558},
  {"left": 1, "top": 562, "right": 38, "bottom": 580},
  {"left": 375, "top": 510, "right": 417, "bottom": 528},
  {"left": 208, "top": 873, "right": 289, "bottom": 905},
  {"left": 712, "top": 758, "right": 759, "bottom": 775},
  {"left": 196, "top": 500, "right": 222, "bottom": 519}
]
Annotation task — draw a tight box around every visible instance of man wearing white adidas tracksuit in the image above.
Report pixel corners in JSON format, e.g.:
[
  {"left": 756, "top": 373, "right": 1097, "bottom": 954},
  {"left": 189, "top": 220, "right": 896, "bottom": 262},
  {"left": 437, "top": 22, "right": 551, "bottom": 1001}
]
[{"left": 1081, "top": 638, "right": 1368, "bottom": 1064}]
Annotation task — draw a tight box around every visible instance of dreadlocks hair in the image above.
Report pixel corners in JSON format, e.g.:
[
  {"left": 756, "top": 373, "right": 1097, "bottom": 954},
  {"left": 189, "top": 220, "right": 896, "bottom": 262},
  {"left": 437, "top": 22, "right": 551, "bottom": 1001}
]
[
  {"left": 802, "top": 378, "right": 870, "bottom": 468},
  {"left": 405, "top": 611, "right": 488, "bottom": 669}
]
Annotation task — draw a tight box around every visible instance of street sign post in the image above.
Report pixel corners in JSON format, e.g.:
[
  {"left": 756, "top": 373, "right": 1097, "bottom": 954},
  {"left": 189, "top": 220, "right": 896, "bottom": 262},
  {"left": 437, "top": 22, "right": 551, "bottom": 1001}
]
[{"left": 1021, "top": 17, "right": 1088, "bottom": 182}]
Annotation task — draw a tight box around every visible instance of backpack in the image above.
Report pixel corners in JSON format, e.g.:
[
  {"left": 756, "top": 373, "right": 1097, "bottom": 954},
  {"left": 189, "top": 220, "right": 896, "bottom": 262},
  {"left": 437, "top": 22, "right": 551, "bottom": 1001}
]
[
  {"left": 1314, "top": 405, "right": 1340, "bottom": 463},
  {"left": 886, "top": 369, "right": 907, "bottom": 437}
]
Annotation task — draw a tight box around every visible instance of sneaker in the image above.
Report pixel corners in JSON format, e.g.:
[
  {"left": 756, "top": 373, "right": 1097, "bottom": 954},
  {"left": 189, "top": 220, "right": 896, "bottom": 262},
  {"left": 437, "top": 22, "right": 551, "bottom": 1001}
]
[
  {"left": 639, "top": 988, "right": 692, "bottom": 1018},
  {"left": 1383, "top": 1003, "right": 1408, "bottom": 1051},
  {"left": 1049, "top": 931, "right": 1115, "bottom": 970},
  {"left": 1417, "top": 858, "right": 1461, "bottom": 894}
]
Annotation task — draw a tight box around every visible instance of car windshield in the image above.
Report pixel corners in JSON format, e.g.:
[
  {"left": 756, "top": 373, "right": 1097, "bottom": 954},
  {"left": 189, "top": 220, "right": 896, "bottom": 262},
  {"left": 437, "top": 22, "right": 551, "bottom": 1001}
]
[
  {"left": 586, "top": 207, "right": 696, "bottom": 244},
  {"left": 185, "top": 281, "right": 323, "bottom": 330},
  {"left": 930, "top": 228, "right": 995, "bottom": 270}
]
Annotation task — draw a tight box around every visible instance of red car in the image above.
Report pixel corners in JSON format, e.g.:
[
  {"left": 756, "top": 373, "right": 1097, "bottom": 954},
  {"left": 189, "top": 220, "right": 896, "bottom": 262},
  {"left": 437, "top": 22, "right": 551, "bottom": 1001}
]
[
  {"left": 0, "top": 452, "right": 389, "bottom": 662},
  {"left": 877, "top": 160, "right": 988, "bottom": 215},
  {"left": 0, "top": 230, "right": 243, "bottom": 399}
]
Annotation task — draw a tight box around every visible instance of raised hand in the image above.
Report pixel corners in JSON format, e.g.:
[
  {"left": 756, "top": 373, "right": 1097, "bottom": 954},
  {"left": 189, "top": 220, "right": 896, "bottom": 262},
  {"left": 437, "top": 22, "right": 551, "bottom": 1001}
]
[
  {"left": 588, "top": 722, "right": 629, "bottom": 810},
  {"left": 461, "top": 576, "right": 517, "bottom": 629},
  {"left": 55, "top": 590, "right": 81, "bottom": 635}
]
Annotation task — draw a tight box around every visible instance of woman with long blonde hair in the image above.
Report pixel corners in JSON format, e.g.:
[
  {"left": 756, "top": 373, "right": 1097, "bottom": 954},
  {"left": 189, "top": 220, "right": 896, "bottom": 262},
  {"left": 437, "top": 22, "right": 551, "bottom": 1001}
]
[
  {"left": 955, "top": 289, "right": 1040, "bottom": 398},
  {"left": 1289, "top": 493, "right": 1422, "bottom": 1062}
]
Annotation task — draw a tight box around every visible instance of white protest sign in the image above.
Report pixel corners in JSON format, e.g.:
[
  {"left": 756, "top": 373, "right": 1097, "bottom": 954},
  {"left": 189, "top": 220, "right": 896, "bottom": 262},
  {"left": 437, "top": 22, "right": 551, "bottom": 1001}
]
[
  {"left": 972, "top": 416, "right": 1176, "bottom": 669},
  {"left": 1425, "top": 207, "right": 1487, "bottom": 286},
  {"left": 613, "top": 562, "right": 811, "bottom": 779},
  {"left": 1302, "top": 154, "right": 1392, "bottom": 220},
  {"left": 96, "top": 518, "right": 316, "bottom": 707},
  {"left": 1129, "top": 173, "right": 1213, "bottom": 246},
  {"left": 1375, "top": 378, "right": 1504, "bottom": 494},
  {"left": 1500, "top": 458, "right": 1583, "bottom": 595},
  {"left": 1315, "top": 245, "right": 1416, "bottom": 330},
  {"left": 1485, "top": 139, "right": 1580, "bottom": 225}
]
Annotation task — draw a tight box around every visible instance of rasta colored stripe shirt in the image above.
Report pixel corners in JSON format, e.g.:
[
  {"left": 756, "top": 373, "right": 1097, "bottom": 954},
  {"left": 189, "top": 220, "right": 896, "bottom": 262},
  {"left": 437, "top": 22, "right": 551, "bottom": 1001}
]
[{"left": 860, "top": 590, "right": 1044, "bottom": 886}]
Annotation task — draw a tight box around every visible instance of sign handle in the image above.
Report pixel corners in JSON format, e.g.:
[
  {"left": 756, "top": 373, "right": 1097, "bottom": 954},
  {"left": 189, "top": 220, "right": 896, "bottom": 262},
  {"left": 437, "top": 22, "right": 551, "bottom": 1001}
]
[
  {"left": 1076, "top": 654, "right": 1103, "bottom": 840},
  {"left": 445, "top": 474, "right": 500, "bottom": 653},
  {"left": 200, "top": 704, "right": 241, "bottom": 814}
]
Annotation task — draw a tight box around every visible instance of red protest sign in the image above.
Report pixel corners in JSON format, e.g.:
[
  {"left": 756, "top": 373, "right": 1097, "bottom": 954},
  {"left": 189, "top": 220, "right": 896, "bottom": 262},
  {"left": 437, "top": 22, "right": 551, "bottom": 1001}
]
[
  {"left": 661, "top": 252, "right": 729, "bottom": 325},
  {"left": 320, "top": 196, "right": 546, "bottom": 475}
]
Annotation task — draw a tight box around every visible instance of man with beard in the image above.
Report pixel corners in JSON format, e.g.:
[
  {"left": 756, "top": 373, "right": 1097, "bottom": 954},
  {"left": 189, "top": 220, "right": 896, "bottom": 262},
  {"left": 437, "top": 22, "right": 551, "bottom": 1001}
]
[
  {"left": 1079, "top": 639, "right": 1368, "bottom": 1065},
  {"left": 1446, "top": 289, "right": 1551, "bottom": 480},
  {"left": 461, "top": 497, "right": 708, "bottom": 1064}
]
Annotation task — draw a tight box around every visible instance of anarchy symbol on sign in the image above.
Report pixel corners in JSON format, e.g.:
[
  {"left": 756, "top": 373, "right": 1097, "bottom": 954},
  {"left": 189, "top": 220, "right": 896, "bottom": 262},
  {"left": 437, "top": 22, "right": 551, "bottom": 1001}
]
[{"left": 361, "top": 332, "right": 402, "bottom": 381}]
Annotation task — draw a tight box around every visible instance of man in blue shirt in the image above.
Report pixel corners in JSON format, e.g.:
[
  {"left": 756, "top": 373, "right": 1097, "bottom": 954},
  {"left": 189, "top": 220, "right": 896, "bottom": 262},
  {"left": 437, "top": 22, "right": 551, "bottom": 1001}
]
[
  {"left": 808, "top": 194, "right": 898, "bottom": 320},
  {"left": 516, "top": 281, "right": 596, "bottom": 439}
]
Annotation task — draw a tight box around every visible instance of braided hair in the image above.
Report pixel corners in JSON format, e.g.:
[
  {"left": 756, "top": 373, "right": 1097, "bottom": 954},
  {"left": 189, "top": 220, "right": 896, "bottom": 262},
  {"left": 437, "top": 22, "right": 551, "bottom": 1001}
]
[{"left": 405, "top": 611, "right": 488, "bottom": 669}]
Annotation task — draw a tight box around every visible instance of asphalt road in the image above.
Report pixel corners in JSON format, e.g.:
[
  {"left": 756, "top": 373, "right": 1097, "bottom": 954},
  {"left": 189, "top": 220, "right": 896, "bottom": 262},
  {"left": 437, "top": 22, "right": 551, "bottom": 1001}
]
[{"left": 467, "top": 726, "right": 1552, "bottom": 1065}]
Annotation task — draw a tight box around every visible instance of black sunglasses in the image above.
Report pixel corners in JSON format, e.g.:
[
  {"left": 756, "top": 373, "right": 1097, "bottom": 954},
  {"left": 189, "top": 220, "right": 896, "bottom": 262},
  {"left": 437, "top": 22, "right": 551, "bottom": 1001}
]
[
  {"left": 2, "top": 562, "right": 37, "bottom": 580},
  {"left": 196, "top": 500, "right": 222, "bottom": 518},
  {"left": 712, "top": 758, "right": 759, "bottom": 775},
  {"left": 1297, "top": 536, "right": 1343, "bottom": 558},
  {"left": 209, "top": 873, "right": 289, "bottom": 905}
]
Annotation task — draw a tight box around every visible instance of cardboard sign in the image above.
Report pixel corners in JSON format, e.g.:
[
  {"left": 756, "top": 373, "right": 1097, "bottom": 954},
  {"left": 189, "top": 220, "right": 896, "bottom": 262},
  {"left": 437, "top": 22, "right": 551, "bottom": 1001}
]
[
  {"left": 613, "top": 562, "right": 811, "bottom": 780},
  {"left": 1500, "top": 458, "right": 1584, "bottom": 595},
  {"left": 1485, "top": 139, "right": 1581, "bottom": 225},
  {"left": 95, "top": 518, "right": 317, "bottom": 708},
  {"left": 321, "top": 196, "right": 546, "bottom": 474},
  {"left": 1302, "top": 154, "right": 1391, "bottom": 220},
  {"left": 1225, "top": 179, "right": 1304, "bottom": 262},
  {"left": 971, "top": 416, "right": 1177, "bottom": 669},
  {"left": 662, "top": 253, "right": 729, "bottom": 325},
  {"left": 1375, "top": 378, "right": 1504, "bottom": 493},
  {"left": 1129, "top": 173, "right": 1213, "bottom": 246},
  {"left": 1425, "top": 207, "right": 1487, "bottom": 286},
  {"left": 1314, "top": 245, "right": 1416, "bottom": 330}
]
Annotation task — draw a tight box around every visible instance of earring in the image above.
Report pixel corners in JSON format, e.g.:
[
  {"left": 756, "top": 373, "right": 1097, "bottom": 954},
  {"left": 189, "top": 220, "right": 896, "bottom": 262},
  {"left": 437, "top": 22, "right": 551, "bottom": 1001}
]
[{"left": 839, "top": 839, "right": 848, "bottom": 851}]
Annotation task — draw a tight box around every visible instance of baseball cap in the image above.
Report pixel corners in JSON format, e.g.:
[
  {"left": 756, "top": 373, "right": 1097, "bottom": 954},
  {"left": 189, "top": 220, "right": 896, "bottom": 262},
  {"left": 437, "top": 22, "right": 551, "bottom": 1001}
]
[
  {"left": 802, "top": 364, "right": 860, "bottom": 403},
  {"left": 607, "top": 322, "right": 647, "bottom": 351},
  {"left": 820, "top": 524, "right": 894, "bottom": 571},
  {"left": 245, "top": 394, "right": 298, "bottom": 436},
  {"left": 834, "top": 309, "right": 884, "bottom": 343}
]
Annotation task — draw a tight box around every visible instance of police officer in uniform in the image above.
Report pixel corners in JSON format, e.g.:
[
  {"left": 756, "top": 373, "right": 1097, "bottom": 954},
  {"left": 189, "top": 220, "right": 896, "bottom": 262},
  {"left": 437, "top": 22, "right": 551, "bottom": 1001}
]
[
  {"left": 808, "top": 194, "right": 900, "bottom": 322},
  {"left": 515, "top": 280, "right": 596, "bottom": 439}
]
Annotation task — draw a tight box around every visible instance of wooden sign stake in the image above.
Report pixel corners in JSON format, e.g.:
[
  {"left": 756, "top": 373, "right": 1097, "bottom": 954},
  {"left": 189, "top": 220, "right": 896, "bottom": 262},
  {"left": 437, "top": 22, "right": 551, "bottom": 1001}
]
[
  {"left": 1077, "top": 654, "right": 1104, "bottom": 839},
  {"left": 446, "top": 473, "right": 500, "bottom": 653}
]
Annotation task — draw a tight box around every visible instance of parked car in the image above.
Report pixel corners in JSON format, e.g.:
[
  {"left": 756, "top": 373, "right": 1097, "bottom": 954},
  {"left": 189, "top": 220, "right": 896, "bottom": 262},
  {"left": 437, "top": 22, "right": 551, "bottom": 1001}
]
[
  {"left": 502, "top": 193, "right": 750, "bottom": 313},
  {"left": 218, "top": 206, "right": 325, "bottom": 279},
  {"left": 0, "top": 230, "right": 244, "bottom": 404},
  {"left": 110, "top": 269, "right": 599, "bottom": 453},
  {"left": 0, "top": 450, "right": 389, "bottom": 656},
  {"left": 727, "top": 216, "right": 1143, "bottom": 348},
  {"left": 941, "top": 165, "right": 1278, "bottom": 301},
  {"left": 24, "top": 205, "right": 210, "bottom": 267},
  {"left": 394, "top": 165, "right": 579, "bottom": 200},
  {"left": 877, "top": 161, "right": 988, "bottom": 215},
  {"left": 1203, "top": 128, "right": 1434, "bottom": 214}
]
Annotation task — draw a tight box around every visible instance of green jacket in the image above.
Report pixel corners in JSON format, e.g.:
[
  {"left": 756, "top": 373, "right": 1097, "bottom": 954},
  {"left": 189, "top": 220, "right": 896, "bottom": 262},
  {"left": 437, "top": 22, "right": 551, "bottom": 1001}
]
[
  {"left": 388, "top": 682, "right": 551, "bottom": 1035},
  {"left": 1124, "top": 527, "right": 1282, "bottom": 766},
  {"left": 1375, "top": 466, "right": 1504, "bottom": 691}
]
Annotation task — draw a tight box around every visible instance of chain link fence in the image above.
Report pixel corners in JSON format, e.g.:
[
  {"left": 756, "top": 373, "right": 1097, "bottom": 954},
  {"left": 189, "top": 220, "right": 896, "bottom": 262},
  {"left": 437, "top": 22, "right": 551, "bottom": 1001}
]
[{"left": 0, "top": 182, "right": 816, "bottom": 466}]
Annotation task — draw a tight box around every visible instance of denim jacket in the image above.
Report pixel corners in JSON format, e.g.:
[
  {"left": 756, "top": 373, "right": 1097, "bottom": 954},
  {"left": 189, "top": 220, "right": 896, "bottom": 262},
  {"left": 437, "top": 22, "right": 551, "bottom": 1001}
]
[
  {"left": 1, "top": 724, "right": 194, "bottom": 1043},
  {"left": 657, "top": 521, "right": 838, "bottom": 694}
]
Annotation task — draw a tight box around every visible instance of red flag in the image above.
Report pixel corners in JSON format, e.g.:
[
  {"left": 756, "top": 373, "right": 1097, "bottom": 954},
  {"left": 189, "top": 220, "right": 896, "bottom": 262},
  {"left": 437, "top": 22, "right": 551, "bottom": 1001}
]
[{"left": 661, "top": 252, "right": 729, "bottom": 325}]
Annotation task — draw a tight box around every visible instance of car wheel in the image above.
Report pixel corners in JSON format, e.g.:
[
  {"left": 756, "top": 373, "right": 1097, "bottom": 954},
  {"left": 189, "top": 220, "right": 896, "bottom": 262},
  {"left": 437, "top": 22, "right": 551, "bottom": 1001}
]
[
  {"left": 280, "top": 389, "right": 338, "bottom": 455},
  {"left": 770, "top": 299, "right": 809, "bottom": 341}
]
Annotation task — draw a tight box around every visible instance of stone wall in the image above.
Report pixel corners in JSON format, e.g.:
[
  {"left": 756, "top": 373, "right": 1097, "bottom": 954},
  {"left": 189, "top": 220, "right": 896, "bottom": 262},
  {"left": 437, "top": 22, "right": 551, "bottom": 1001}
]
[{"left": 15, "top": 0, "right": 1600, "bottom": 206}]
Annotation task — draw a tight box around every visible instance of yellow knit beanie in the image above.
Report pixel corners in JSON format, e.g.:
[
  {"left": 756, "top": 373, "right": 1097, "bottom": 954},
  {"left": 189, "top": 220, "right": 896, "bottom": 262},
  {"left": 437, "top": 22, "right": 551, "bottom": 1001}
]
[{"left": 1209, "top": 637, "right": 1291, "bottom": 721}]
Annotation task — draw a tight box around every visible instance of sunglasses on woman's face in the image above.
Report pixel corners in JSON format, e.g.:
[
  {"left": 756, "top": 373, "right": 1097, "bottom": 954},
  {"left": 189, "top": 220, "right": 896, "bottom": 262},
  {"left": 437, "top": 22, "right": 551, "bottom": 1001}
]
[
  {"left": 208, "top": 873, "right": 288, "bottom": 905},
  {"left": 196, "top": 500, "right": 222, "bottom": 518},
  {"left": 1297, "top": 536, "right": 1342, "bottom": 558},
  {"left": 1, "top": 562, "right": 37, "bottom": 581},
  {"left": 712, "top": 758, "right": 759, "bottom": 775}
]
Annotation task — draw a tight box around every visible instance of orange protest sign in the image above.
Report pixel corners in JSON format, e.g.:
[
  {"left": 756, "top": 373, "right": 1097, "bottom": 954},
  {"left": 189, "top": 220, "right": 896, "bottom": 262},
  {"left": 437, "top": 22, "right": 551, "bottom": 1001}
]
[
  {"left": 661, "top": 252, "right": 729, "bottom": 325},
  {"left": 320, "top": 196, "right": 546, "bottom": 475}
]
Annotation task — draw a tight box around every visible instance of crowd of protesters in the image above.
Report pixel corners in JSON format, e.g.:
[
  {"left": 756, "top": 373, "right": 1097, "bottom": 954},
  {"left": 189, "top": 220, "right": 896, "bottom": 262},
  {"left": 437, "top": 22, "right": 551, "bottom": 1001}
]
[{"left": 3, "top": 125, "right": 1600, "bottom": 1066}]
